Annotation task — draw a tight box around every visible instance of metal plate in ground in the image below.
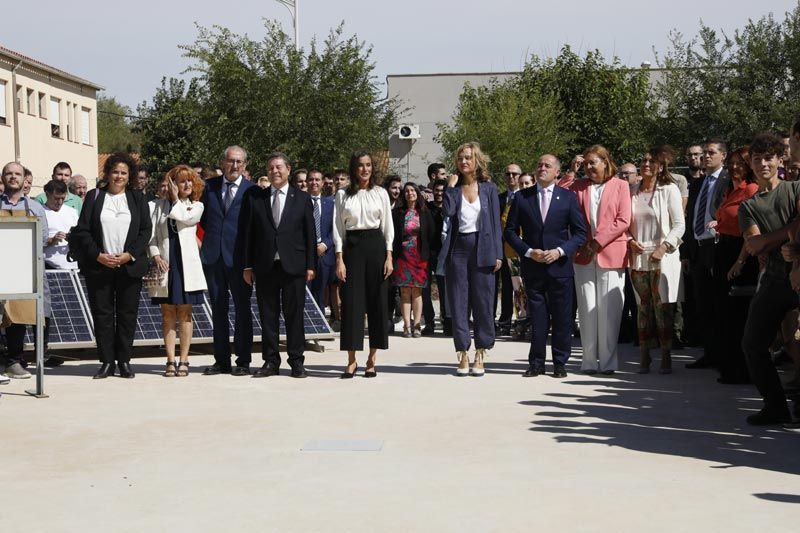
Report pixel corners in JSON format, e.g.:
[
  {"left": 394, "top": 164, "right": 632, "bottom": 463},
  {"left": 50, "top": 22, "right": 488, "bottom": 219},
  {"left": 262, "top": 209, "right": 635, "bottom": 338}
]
[{"left": 301, "top": 440, "right": 384, "bottom": 451}]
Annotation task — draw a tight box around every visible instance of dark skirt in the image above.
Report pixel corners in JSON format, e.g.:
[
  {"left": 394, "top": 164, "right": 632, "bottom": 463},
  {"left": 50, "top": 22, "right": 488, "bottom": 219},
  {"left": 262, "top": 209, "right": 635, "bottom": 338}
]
[{"left": 151, "top": 223, "right": 204, "bottom": 306}]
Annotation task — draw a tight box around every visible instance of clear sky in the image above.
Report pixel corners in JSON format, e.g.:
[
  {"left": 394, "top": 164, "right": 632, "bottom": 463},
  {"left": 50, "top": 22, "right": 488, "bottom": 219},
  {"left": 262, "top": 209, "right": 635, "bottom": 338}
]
[{"left": 3, "top": 0, "right": 796, "bottom": 109}]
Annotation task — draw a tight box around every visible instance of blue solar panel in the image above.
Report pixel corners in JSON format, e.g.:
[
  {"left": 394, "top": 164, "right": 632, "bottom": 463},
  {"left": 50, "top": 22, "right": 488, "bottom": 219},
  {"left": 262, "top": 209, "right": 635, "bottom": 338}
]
[
  {"left": 24, "top": 270, "right": 94, "bottom": 346},
  {"left": 133, "top": 286, "right": 212, "bottom": 342}
]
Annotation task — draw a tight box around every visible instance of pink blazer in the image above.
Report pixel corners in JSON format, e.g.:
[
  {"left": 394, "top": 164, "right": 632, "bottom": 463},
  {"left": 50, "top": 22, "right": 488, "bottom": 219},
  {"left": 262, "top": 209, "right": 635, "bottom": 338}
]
[{"left": 571, "top": 177, "right": 631, "bottom": 268}]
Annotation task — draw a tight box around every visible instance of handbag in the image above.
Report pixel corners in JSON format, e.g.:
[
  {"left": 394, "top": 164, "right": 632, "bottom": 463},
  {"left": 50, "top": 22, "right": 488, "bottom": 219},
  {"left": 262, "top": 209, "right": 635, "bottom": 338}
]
[
  {"left": 1, "top": 299, "right": 37, "bottom": 327},
  {"left": 142, "top": 261, "right": 166, "bottom": 290}
]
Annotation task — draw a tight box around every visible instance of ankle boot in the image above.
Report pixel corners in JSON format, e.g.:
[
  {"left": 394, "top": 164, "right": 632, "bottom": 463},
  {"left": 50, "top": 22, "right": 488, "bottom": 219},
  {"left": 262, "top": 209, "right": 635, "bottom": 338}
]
[
  {"left": 638, "top": 347, "right": 651, "bottom": 374},
  {"left": 659, "top": 350, "right": 672, "bottom": 374}
]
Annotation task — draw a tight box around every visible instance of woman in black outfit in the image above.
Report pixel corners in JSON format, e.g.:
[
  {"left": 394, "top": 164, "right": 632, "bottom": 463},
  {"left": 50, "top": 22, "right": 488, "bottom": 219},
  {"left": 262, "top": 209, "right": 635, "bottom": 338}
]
[{"left": 72, "top": 153, "right": 152, "bottom": 379}]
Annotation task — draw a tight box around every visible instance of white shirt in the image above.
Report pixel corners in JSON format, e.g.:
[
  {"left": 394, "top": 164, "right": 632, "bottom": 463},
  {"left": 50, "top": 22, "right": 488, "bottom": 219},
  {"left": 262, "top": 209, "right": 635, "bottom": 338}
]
[
  {"left": 100, "top": 192, "right": 131, "bottom": 255},
  {"left": 333, "top": 187, "right": 394, "bottom": 253},
  {"left": 458, "top": 194, "right": 481, "bottom": 233},
  {"left": 44, "top": 204, "right": 79, "bottom": 269},
  {"left": 272, "top": 182, "right": 289, "bottom": 259},
  {"left": 589, "top": 181, "right": 607, "bottom": 235},
  {"left": 630, "top": 191, "right": 660, "bottom": 272}
]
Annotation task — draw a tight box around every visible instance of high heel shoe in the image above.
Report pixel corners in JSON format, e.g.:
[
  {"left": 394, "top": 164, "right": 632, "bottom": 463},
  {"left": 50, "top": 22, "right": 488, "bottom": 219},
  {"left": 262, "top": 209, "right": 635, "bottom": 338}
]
[
  {"left": 340, "top": 362, "right": 357, "bottom": 379},
  {"left": 412, "top": 323, "right": 422, "bottom": 338},
  {"left": 471, "top": 349, "right": 486, "bottom": 377},
  {"left": 364, "top": 368, "right": 377, "bottom": 378},
  {"left": 402, "top": 326, "right": 412, "bottom": 338},
  {"left": 456, "top": 351, "right": 469, "bottom": 376}
]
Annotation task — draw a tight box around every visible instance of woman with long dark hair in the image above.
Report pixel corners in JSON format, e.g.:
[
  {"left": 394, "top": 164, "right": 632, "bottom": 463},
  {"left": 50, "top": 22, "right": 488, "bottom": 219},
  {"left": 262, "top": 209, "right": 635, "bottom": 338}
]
[
  {"left": 333, "top": 150, "right": 394, "bottom": 378},
  {"left": 71, "top": 153, "right": 152, "bottom": 379},
  {"left": 392, "top": 182, "right": 435, "bottom": 337},
  {"left": 627, "top": 148, "right": 685, "bottom": 374},
  {"left": 440, "top": 142, "right": 503, "bottom": 376}
]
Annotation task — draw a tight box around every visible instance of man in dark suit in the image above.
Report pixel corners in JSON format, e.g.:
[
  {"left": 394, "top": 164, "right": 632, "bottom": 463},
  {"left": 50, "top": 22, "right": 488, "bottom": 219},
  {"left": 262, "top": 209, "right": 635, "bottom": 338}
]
[
  {"left": 504, "top": 154, "right": 587, "bottom": 378},
  {"left": 306, "top": 169, "right": 335, "bottom": 311},
  {"left": 242, "top": 152, "right": 316, "bottom": 378},
  {"left": 684, "top": 139, "right": 729, "bottom": 369},
  {"left": 496, "top": 163, "right": 522, "bottom": 335},
  {"left": 200, "top": 145, "right": 256, "bottom": 376}
]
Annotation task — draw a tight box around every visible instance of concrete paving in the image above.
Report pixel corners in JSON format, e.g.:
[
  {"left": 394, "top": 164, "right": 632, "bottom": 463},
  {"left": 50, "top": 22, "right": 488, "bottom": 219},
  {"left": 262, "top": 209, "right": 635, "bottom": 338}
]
[{"left": 3, "top": 334, "right": 799, "bottom": 532}]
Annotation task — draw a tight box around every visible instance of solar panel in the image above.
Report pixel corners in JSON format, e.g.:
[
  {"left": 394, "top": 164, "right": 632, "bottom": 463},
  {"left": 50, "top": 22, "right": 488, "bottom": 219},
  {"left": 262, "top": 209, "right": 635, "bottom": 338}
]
[
  {"left": 28, "top": 271, "right": 333, "bottom": 350},
  {"left": 207, "top": 285, "right": 333, "bottom": 341},
  {"left": 24, "top": 270, "right": 94, "bottom": 347}
]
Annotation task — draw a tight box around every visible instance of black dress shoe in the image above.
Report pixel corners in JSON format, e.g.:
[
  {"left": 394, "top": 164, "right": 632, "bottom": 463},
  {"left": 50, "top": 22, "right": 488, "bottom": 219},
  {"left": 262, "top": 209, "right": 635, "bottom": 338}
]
[
  {"left": 93, "top": 363, "right": 116, "bottom": 379},
  {"left": 686, "top": 357, "right": 713, "bottom": 369},
  {"left": 118, "top": 362, "right": 135, "bottom": 379},
  {"left": 203, "top": 363, "right": 232, "bottom": 375},
  {"left": 553, "top": 366, "right": 568, "bottom": 378},
  {"left": 290, "top": 367, "right": 308, "bottom": 378},
  {"left": 421, "top": 324, "right": 435, "bottom": 336},
  {"left": 253, "top": 365, "right": 279, "bottom": 378},
  {"left": 43, "top": 354, "right": 64, "bottom": 368},
  {"left": 717, "top": 376, "right": 751, "bottom": 385},
  {"left": 522, "top": 365, "right": 545, "bottom": 377},
  {"left": 746, "top": 407, "right": 791, "bottom": 426},
  {"left": 231, "top": 366, "right": 251, "bottom": 376},
  {"left": 601, "top": 370, "right": 615, "bottom": 376}
]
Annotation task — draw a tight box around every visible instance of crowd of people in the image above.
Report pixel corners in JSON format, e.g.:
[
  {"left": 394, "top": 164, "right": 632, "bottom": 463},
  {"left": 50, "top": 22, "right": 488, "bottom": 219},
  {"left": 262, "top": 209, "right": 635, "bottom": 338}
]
[{"left": 2, "top": 128, "right": 800, "bottom": 429}]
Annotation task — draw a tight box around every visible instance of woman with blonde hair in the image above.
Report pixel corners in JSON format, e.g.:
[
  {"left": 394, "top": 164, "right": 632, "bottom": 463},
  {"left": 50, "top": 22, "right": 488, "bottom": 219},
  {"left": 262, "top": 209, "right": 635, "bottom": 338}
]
[
  {"left": 148, "top": 165, "right": 207, "bottom": 377},
  {"left": 571, "top": 145, "right": 632, "bottom": 375},
  {"left": 440, "top": 142, "right": 503, "bottom": 376},
  {"left": 627, "top": 148, "right": 685, "bottom": 374}
]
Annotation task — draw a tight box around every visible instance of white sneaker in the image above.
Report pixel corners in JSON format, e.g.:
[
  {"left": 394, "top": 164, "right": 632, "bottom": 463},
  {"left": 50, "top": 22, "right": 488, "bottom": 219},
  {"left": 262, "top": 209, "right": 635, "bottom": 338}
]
[
  {"left": 3, "top": 362, "right": 31, "bottom": 379},
  {"left": 0, "top": 374, "right": 10, "bottom": 385}
]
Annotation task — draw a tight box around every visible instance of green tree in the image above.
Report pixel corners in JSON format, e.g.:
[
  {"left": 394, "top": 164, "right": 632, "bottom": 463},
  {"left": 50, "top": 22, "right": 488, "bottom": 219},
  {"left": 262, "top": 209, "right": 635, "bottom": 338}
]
[
  {"left": 97, "top": 95, "right": 140, "bottom": 153},
  {"left": 135, "top": 20, "right": 400, "bottom": 174},
  {"left": 437, "top": 79, "right": 570, "bottom": 189}
]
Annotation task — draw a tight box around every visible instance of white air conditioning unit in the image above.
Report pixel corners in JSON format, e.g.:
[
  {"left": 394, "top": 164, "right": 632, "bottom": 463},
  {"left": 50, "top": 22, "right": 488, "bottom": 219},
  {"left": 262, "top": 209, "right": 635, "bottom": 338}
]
[{"left": 398, "top": 124, "right": 420, "bottom": 140}]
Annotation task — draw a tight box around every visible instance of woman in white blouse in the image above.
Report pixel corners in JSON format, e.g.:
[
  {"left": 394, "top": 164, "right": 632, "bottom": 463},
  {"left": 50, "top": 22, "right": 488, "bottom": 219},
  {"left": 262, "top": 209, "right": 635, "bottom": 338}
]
[
  {"left": 627, "top": 148, "right": 685, "bottom": 374},
  {"left": 333, "top": 150, "right": 394, "bottom": 378},
  {"left": 71, "top": 153, "right": 152, "bottom": 379},
  {"left": 148, "top": 165, "right": 207, "bottom": 377}
]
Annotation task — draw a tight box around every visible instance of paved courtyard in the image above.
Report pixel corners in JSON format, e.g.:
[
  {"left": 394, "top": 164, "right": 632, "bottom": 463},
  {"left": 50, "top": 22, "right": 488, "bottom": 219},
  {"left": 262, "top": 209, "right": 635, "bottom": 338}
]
[{"left": 3, "top": 335, "right": 799, "bottom": 532}]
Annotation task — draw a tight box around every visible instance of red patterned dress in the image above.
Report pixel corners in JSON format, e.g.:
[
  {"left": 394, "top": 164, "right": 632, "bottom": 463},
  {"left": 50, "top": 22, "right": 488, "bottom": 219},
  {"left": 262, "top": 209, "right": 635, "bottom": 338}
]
[{"left": 392, "top": 209, "right": 428, "bottom": 288}]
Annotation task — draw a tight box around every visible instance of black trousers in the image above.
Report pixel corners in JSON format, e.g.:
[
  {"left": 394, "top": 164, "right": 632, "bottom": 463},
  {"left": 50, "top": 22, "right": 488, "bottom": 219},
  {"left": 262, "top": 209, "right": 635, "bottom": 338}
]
[
  {"left": 690, "top": 240, "right": 717, "bottom": 362},
  {"left": 741, "top": 275, "right": 797, "bottom": 412},
  {"left": 619, "top": 271, "right": 638, "bottom": 342},
  {"left": 85, "top": 268, "right": 142, "bottom": 364},
  {"left": 713, "top": 235, "right": 756, "bottom": 381},
  {"left": 340, "top": 230, "right": 389, "bottom": 351},
  {"left": 495, "top": 260, "right": 513, "bottom": 324},
  {"left": 422, "top": 253, "right": 447, "bottom": 329},
  {"left": 256, "top": 261, "right": 305, "bottom": 369},
  {"left": 2, "top": 319, "right": 50, "bottom": 366}
]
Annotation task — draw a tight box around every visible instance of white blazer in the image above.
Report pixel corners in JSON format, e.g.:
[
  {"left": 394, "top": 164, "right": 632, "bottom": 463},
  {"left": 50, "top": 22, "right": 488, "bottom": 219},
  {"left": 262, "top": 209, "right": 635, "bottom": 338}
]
[
  {"left": 628, "top": 182, "right": 685, "bottom": 304},
  {"left": 148, "top": 198, "right": 207, "bottom": 297}
]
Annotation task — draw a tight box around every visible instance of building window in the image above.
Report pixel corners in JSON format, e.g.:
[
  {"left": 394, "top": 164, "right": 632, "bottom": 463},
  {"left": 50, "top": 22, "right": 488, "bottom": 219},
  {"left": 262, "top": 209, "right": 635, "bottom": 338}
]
[
  {"left": 66, "top": 100, "right": 73, "bottom": 141},
  {"left": 0, "top": 81, "right": 6, "bottom": 125},
  {"left": 27, "top": 89, "right": 35, "bottom": 116},
  {"left": 38, "top": 92, "right": 47, "bottom": 119},
  {"left": 50, "top": 97, "right": 61, "bottom": 138},
  {"left": 81, "top": 107, "right": 91, "bottom": 145},
  {"left": 16, "top": 85, "right": 24, "bottom": 113}
]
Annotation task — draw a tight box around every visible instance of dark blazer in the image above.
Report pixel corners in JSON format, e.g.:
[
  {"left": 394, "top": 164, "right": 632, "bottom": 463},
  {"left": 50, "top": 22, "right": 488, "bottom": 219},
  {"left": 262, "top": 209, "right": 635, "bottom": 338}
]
[
  {"left": 314, "top": 195, "right": 335, "bottom": 270},
  {"left": 241, "top": 185, "right": 316, "bottom": 277},
  {"left": 71, "top": 188, "right": 152, "bottom": 278},
  {"left": 440, "top": 181, "right": 503, "bottom": 269},
  {"left": 392, "top": 206, "right": 435, "bottom": 263},
  {"left": 427, "top": 201, "right": 444, "bottom": 255},
  {"left": 498, "top": 189, "right": 516, "bottom": 215},
  {"left": 504, "top": 184, "right": 587, "bottom": 279},
  {"left": 199, "top": 176, "right": 255, "bottom": 269},
  {"left": 683, "top": 168, "right": 729, "bottom": 261}
]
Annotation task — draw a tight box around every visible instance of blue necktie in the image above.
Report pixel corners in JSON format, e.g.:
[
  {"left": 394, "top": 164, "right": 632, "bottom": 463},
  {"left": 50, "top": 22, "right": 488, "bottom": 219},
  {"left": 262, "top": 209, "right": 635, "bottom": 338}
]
[
  {"left": 694, "top": 178, "right": 711, "bottom": 238},
  {"left": 313, "top": 197, "right": 321, "bottom": 242}
]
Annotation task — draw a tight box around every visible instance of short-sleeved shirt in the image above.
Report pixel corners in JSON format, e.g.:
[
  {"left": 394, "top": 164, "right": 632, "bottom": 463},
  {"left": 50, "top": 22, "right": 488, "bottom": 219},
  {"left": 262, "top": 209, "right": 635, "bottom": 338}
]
[
  {"left": 0, "top": 193, "right": 49, "bottom": 244},
  {"left": 670, "top": 173, "right": 689, "bottom": 199},
  {"left": 35, "top": 191, "right": 83, "bottom": 212},
  {"left": 44, "top": 204, "right": 79, "bottom": 269},
  {"left": 738, "top": 180, "right": 800, "bottom": 280}
]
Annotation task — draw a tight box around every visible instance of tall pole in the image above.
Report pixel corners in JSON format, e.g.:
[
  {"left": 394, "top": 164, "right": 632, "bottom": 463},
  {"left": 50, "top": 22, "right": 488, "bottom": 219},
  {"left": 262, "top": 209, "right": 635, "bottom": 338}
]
[{"left": 275, "top": 0, "right": 299, "bottom": 52}]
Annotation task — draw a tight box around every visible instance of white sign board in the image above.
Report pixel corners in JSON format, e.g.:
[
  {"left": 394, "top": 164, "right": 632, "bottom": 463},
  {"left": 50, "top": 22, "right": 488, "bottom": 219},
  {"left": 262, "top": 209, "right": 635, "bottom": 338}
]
[{"left": 0, "top": 220, "right": 38, "bottom": 294}]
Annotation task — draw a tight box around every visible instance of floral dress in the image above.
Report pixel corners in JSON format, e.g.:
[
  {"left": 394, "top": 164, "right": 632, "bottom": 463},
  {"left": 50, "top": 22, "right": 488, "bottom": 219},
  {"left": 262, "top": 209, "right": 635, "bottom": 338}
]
[{"left": 392, "top": 209, "right": 428, "bottom": 288}]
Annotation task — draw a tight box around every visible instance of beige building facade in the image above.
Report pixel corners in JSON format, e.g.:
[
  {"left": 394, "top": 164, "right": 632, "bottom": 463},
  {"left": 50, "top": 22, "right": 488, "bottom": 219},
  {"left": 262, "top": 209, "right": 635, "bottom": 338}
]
[{"left": 0, "top": 45, "right": 102, "bottom": 195}]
